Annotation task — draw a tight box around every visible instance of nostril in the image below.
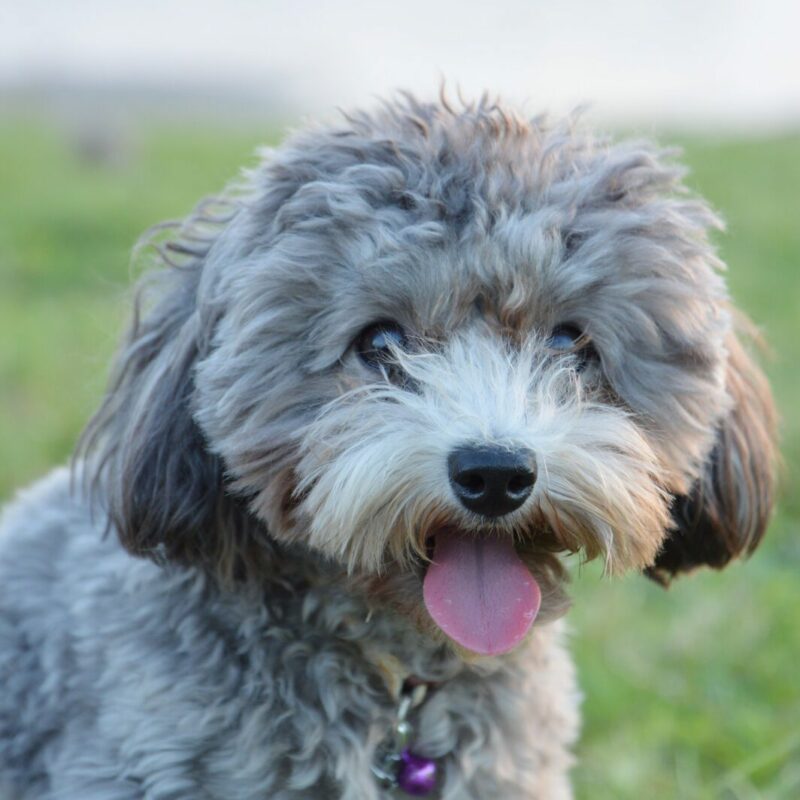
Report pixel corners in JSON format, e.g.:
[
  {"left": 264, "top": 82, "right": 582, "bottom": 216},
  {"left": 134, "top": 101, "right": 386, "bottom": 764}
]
[
  {"left": 454, "top": 471, "right": 485, "bottom": 497},
  {"left": 507, "top": 471, "right": 535, "bottom": 497}
]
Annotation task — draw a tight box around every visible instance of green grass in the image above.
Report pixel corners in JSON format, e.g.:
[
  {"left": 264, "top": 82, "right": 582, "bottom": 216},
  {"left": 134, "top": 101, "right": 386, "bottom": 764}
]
[
  {"left": 0, "top": 118, "right": 278, "bottom": 493},
  {"left": 1, "top": 117, "right": 798, "bottom": 799}
]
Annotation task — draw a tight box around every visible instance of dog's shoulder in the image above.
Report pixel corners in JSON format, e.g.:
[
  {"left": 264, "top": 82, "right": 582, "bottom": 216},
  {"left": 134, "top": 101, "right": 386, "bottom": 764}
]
[{"left": 0, "top": 466, "right": 91, "bottom": 574}]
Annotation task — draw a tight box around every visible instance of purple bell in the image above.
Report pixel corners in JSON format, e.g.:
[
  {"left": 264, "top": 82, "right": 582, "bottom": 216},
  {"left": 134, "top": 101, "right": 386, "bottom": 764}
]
[{"left": 396, "top": 748, "right": 438, "bottom": 796}]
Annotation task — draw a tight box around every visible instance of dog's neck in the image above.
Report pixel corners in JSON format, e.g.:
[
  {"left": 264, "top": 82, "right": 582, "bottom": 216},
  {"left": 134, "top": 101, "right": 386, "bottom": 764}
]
[{"left": 261, "top": 540, "right": 510, "bottom": 683}]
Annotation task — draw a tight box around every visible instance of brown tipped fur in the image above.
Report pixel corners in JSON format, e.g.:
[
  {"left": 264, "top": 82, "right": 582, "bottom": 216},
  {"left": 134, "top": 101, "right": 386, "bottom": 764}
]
[{"left": 646, "top": 314, "right": 778, "bottom": 584}]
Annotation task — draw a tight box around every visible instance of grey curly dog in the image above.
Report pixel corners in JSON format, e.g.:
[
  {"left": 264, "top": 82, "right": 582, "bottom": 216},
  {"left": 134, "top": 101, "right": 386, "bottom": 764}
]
[{"left": 0, "top": 94, "right": 777, "bottom": 799}]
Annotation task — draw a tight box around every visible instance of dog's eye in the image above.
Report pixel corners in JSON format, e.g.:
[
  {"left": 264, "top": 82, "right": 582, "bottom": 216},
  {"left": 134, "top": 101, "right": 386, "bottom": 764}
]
[
  {"left": 547, "top": 324, "right": 583, "bottom": 351},
  {"left": 547, "top": 324, "right": 595, "bottom": 370},
  {"left": 355, "top": 321, "right": 407, "bottom": 371}
]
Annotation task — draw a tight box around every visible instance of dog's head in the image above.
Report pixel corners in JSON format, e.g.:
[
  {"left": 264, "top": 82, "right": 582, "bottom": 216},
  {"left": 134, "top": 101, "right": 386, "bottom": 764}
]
[{"left": 81, "top": 96, "right": 777, "bottom": 656}]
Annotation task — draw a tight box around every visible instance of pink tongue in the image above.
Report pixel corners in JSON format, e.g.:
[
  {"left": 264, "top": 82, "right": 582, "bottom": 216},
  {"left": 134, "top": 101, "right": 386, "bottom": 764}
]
[{"left": 423, "top": 532, "right": 541, "bottom": 656}]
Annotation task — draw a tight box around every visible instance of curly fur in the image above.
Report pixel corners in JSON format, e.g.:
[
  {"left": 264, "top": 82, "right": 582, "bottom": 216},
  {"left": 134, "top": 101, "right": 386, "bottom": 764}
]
[{"left": 0, "top": 93, "right": 777, "bottom": 798}]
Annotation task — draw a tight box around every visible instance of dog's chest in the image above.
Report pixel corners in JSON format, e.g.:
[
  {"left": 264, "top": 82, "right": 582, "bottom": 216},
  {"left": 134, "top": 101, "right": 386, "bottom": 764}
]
[{"left": 174, "top": 585, "right": 579, "bottom": 799}]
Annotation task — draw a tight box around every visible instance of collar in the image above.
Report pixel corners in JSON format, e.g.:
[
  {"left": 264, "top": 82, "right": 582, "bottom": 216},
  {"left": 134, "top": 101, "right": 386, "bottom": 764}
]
[{"left": 367, "top": 649, "right": 441, "bottom": 702}]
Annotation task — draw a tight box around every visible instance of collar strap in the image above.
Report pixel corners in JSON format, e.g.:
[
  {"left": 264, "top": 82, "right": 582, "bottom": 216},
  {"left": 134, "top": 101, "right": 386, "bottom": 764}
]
[{"left": 366, "top": 650, "right": 440, "bottom": 701}]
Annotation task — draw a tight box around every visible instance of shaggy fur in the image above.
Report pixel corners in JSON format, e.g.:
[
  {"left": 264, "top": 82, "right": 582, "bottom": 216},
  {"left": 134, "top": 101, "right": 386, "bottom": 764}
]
[{"left": 0, "top": 94, "right": 777, "bottom": 798}]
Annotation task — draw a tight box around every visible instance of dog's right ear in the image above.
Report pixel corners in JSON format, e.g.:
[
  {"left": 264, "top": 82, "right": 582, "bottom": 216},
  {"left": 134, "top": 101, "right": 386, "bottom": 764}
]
[
  {"left": 645, "top": 320, "right": 778, "bottom": 585},
  {"left": 77, "top": 210, "right": 267, "bottom": 584}
]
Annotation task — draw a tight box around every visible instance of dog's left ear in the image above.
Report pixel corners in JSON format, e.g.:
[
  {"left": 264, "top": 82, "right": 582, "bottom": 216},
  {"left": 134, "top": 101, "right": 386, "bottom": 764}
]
[{"left": 646, "top": 319, "right": 778, "bottom": 584}]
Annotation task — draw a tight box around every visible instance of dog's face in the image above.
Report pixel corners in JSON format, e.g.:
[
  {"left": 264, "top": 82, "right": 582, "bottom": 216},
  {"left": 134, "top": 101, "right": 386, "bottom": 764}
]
[{"left": 84, "top": 97, "right": 777, "bottom": 657}]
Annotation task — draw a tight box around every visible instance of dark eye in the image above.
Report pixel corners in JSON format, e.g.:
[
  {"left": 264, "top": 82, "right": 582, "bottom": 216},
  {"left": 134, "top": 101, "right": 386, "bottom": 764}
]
[
  {"left": 547, "top": 324, "right": 584, "bottom": 351},
  {"left": 547, "top": 323, "right": 595, "bottom": 370},
  {"left": 355, "top": 321, "right": 408, "bottom": 371}
]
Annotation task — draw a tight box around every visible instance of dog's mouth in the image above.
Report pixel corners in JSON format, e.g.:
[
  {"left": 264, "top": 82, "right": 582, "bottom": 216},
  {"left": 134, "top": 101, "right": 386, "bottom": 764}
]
[{"left": 421, "top": 530, "right": 541, "bottom": 656}]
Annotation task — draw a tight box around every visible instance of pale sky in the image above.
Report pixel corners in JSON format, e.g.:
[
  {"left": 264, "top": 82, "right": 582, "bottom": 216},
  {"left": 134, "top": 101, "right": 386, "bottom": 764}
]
[{"left": 2, "top": 0, "right": 799, "bottom": 129}]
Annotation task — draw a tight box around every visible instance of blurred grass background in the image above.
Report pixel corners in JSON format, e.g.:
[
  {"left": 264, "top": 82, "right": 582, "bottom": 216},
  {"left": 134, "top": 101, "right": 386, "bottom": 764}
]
[{"left": 0, "top": 117, "right": 797, "bottom": 799}]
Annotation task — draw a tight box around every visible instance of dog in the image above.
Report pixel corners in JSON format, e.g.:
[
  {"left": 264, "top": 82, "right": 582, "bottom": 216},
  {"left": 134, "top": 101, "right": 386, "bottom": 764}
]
[{"left": 0, "top": 94, "right": 777, "bottom": 799}]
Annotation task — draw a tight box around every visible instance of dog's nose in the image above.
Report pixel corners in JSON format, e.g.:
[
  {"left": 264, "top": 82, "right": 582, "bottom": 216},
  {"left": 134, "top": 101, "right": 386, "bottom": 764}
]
[{"left": 448, "top": 445, "right": 535, "bottom": 518}]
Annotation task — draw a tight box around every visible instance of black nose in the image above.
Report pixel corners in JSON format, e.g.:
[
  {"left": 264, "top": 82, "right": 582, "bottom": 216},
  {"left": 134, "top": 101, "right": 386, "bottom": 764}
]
[{"left": 448, "top": 445, "right": 535, "bottom": 518}]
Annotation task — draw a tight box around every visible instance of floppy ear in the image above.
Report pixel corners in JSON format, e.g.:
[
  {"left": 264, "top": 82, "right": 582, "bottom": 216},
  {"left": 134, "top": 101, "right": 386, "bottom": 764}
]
[
  {"left": 646, "top": 318, "right": 778, "bottom": 584},
  {"left": 77, "top": 209, "right": 269, "bottom": 584}
]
